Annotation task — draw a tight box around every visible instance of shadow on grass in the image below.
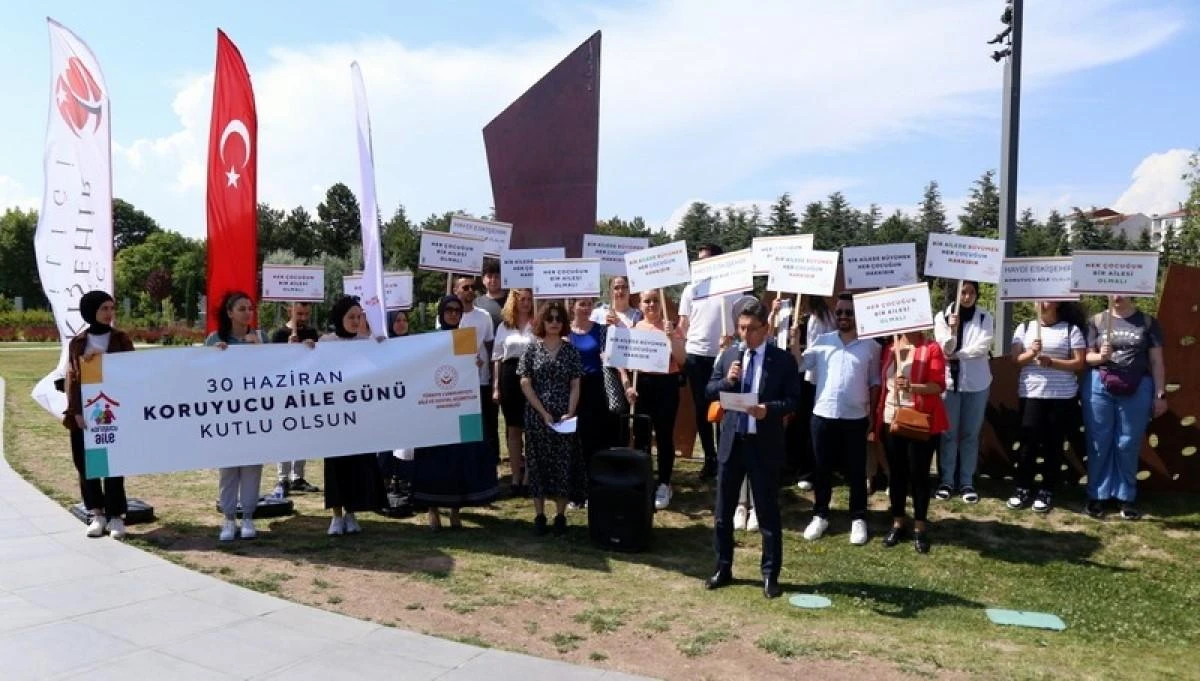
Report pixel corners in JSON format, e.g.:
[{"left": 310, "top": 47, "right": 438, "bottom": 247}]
[
  {"left": 932, "top": 517, "right": 1119, "bottom": 569},
  {"left": 800, "top": 580, "right": 985, "bottom": 619}
]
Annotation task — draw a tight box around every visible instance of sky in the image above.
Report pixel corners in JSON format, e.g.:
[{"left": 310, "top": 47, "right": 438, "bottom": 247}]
[{"left": 0, "top": 0, "right": 1196, "bottom": 241}]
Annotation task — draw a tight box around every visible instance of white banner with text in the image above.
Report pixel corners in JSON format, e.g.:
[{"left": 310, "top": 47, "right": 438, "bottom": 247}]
[
  {"left": 924, "top": 234, "right": 1005, "bottom": 284},
  {"left": 501, "top": 247, "right": 566, "bottom": 290},
  {"left": 852, "top": 283, "right": 934, "bottom": 339},
  {"left": 624, "top": 240, "right": 691, "bottom": 292},
  {"left": 843, "top": 243, "right": 918, "bottom": 290},
  {"left": 603, "top": 327, "right": 671, "bottom": 374},
  {"left": 1070, "top": 250, "right": 1160, "bottom": 296},
  {"left": 261, "top": 265, "right": 326, "bottom": 302},
  {"left": 532, "top": 258, "right": 602, "bottom": 299},
  {"left": 582, "top": 234, "right": 650, "bottom": 276}
]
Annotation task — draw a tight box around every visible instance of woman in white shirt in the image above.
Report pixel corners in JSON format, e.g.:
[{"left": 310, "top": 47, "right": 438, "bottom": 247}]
[
  {"left": 493, "top": 288, "right": 536, "bottom": 496},
  {"left": 1008, "top": 301, "right": 1087, "bottom": 513},
  {"left": 596, "top": 276, "right": 643, "bottom": 328},
  {"left": 932, "top": 281, "right": 993, "bottom": 504}
]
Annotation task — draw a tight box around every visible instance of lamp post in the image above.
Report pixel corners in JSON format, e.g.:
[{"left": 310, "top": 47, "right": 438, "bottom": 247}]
[{"left": 992, "top": 0, "right": 1022, "bottom": 353}]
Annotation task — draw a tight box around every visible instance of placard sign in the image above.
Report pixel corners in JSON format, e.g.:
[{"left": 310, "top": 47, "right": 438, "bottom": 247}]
[
  {"left": 343, "top": 271, "right": 415, "bottom": 310},
  {"left": 843, "top": 243, "right": 918, "bottom": 290},
  {"left": 501, "top": 248, "right": 566, "bottom": 290},
  {"left": 1070, "top": 250, "right": 1160, "bottom": 296},
  {"left": 924, "top": 234, "right": 1005, "bottom": 284},
  {"left": 1000, "top": 257, "right": 1077, "bottom": 301},
  {"left": 418, "top": 230, "right": 488, "bottom": 275},
  {"left": 690, "top": 248, "right": 754, "bottom": 299},
  {"left": 752, "top": 234, "right": 814, "bottom": 275},
  {"left": 448, "top": 215, "right": 513, "bottom": 257},
  {"left": 582, "top": 234, "right": 650, "bottom": 276},
  {"left": 767, "top": 249, "right": 839, "bottom": 296},
  {"left": 532, "top": 258, "right": 602, "bottom": 299},
  {"left": 852, "top": 283, "right": 934, "bottom": 339},
  {"left": 603, "top": 327, "right": 671, "bottom": 374},
  {"left": 261, "top": 265, "right": 325, "bottom": 302},
  {"left": 624, "top": 240, "right": 691, "bottom": 292}
]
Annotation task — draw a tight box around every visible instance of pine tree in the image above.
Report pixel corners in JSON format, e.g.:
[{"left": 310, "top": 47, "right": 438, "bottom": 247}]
[
  {"left": 917, "top": 180, "right": 949, "bottom": 234},
  {"left": 957, "top": 171, "right": 1000, "bottom": 238},
  {"left": 821, "top": 192, "right": 858, "bottom": 249},
  {"left": 1136, "top": 228, "right": 1153, "bottom": 252},
  {"left": 1179, "top": 147, "right": 1200, "bottom": 265},
  {"left": 1044, "top": 210, "right": 1069, "bottom": 255},
  {"left": 799, "top": 201, "right": 824, "bottom": 238},
  {"left": 766, "top": 193, "right": 799, "bottom": 236},
  {"left": 875, "top": 210, "right": 914, "bottom": 245},
  {"left": 1068, "top": 208, "right": 1112, "bottom": 251},
  {"left": 316, "top": 183, "right": 362, "bottom": 259},
  {"left": 673, "top": 202, "right": 722, "bottom": 260}
]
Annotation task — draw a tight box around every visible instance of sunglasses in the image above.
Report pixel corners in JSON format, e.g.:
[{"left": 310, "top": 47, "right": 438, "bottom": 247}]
[
  {"left": 835, "top": 309, "right": 855, "bottom": 317},
  {"left": 545, "top": 315, "right": 565, "bottom": 323}
]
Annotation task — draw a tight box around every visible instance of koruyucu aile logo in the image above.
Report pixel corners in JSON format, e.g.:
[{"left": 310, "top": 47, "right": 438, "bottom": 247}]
[{"left": 56, "top": 57, "right": 104, "bottom": 136}]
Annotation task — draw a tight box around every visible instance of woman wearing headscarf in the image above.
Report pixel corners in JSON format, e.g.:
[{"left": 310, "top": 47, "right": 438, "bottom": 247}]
[
  {"left": 205, "top": 291, "right": 268, "bottom": 542},
  {"left": 62, "top": 290, "right": 134, "bottom": 539},
  {"left": 411, "top": 296, "right": 500, "bottom": 530},
  {"left": 319, "top": 296, "right": 388, "bottom": 535}
]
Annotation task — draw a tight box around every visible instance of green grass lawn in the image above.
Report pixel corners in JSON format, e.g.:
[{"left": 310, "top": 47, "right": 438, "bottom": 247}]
[{"left": 3, "top": 346, "right": 1199, "bottom": 680}]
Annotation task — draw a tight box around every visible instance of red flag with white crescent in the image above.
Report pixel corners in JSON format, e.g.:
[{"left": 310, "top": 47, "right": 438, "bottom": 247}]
[{"left": 205, "top": 29, "right": 257, "bottom": 333}]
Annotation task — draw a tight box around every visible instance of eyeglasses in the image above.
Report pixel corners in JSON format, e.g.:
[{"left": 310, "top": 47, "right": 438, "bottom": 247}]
[
  {"left": 545, "top": 316, "right": 565, "bottom": 323},
  {"left": 834, "top": 309, "right": 855, "bottom": 317}
]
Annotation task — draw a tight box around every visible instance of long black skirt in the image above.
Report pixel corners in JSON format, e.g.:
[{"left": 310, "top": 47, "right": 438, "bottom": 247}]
[
  {"left": 412, "top": 440, "right": 500, "bottom": 509},
  {"left": 324, "top": 453, "right": 387, "bottom": 512}
]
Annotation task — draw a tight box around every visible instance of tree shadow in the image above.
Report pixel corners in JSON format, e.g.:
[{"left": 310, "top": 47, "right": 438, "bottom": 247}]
[
  {"left": 931, "top": 517, "right": 1127, "bottom": 571},
  {"left": 798, "top": 580, "right": 985, "bottom": 619}
]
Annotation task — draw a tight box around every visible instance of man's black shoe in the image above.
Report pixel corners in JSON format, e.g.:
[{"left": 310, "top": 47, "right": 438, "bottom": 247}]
[
  {"left": 699, "top": 463, "right": 717, "bottom": 481},
  {"left": 763, "top": 575, "right": 782, "bottom": 599},
  {"left": 704, "top": 569, "right": 733, "bottom": 590}
]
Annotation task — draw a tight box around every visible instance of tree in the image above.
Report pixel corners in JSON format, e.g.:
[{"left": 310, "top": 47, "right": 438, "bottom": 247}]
[
  {"left": 917, "top": 181, "right": 949, "bottom": 235},
  {"left": 1044, "top": 210, "right": 1069, "bottom": 255},
  {"left": 1068, "top": 208, "right": 1111, "bottom": 251},
  {"left": 597, "top": 215, "right": 670, "bottom": 246},
  {"left": 114, "top": 231, "right": 200, "bottom": 318},
  {"left": 256, "top": 203, "right": 286, "bottom": 267},
  {"left": 766, "top": 193, "right": 799, "bottom": 236},
  {"left": 1161, "top": 222, "right": 1181, "bottom": 263},
  {"left": 315, "top": 183, "right": 361, "bottom": 259},
  {"left": 958, "top": 170, "right": 1000, "bottom": 238},
  {"left": 1015, "top": 208, "right": 1058, "bottom": 257},
  {"left": 0, "top": 208, "right": 46, "bottom": 307},
  {"left": 673, "top": 202, "right": 722, "bottom": 260},
  {"left": 278, "top": 206, "right": 320, "bottom": 261},
  {"left": 720, "top": 206, "right": 759, "bottom": 253},
  {"left": 1179, "top": 147, "right": 1200, "bottom": 265},
  {"left": 145, "top": 267, "right": 173, "bottom": 305},
  {"left": 112, "top": 198, "right": 161, "bottom": 252},
  {"left": 1136, "top": 228, "right": 1153, "bottom": 252},
  {"left": 820, "top": 191, "right": 859, "bottom": 249},
  {"left": 875, "top": 210, "right": 915, "bottom": 245}
]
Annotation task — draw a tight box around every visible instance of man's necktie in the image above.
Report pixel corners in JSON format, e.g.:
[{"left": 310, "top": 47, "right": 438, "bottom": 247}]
[{"left": 738, "top": 348, "right": 757, "bottom": 434}]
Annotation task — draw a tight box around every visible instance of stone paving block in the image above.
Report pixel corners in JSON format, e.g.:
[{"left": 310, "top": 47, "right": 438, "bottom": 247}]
[
  {"left": 24, "top": 511, "right": 88, "bottom": 535},
  {"left": 0, "top": 534, "right": 73, "bottom": 562},
  {"left": 437, "top": 648, "right": 610, "bottom": 681},
  {"left": 16, "top": 571, "right": 172, "bottom": 618},
  {"left": 0, "top": 621, "right": 137, "bottom": 681},
  {"left": 187, "top": 582, "right": 293, "bottom": 617},
  {"left": 259, "top": 603, "right": 382, "bottom": 642},
  {"left": 359, "top": 626, "right": 485, "bottom": 669},
  {"left": 0, "top": 594, "right": 59, "bottom": 635},
  {"left": 252, "top": 646, "right": 451, "bottom": 681},
  {"left": 73, "top": 593, "right": 249, "bottom": 647},
  {"left": 0, "top": 551, "right": 110, "bottom": 591},
  {"left": 121, "top": 562, "right": 225, "bottom": 593},
  {"left": 156, "top": 616, "right": 338, "bottom": 678},
  {"left": 53, "top": 649, "right": 238, "bottom": 681}
]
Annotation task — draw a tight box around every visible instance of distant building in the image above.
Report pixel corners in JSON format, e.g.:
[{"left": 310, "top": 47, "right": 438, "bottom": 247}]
[
  {"left": 1149, "top": 209, "right": 1189, "bottom": 251},
  {"left": 1068, "top": 207, "right": 1151, "bottom": 243}
]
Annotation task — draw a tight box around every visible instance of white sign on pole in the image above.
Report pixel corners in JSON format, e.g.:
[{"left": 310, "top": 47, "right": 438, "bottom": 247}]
[
  {"left": 752, "top": 234, "right": 814, "bottom": 275},
  {"left": 624, "top": 240, "right": 691, "bottom": 292},
  {"left": 77, "top": 330, "right": 483, "bottom": 477},
  {"left": 852, "top": 283, "right": 934, "bottom": 339},
  {"left": 418, "top": 230, "right": 488, "bottom": 275},
  {"left": 343, "top": 271, "right": 415, "bottom": 310},
  {"left": 1000, "top": 257, "right": 1078, "bottom": 301},
  {"left": 583, "top": 234, "right": 650, "bottom": 276},
  {"left": 448, "top": 215, "right": 513, "bottom": 257},
  {"left": 843, "top": 243, "right": 918, "bottom": 290},
  {"left": 690, "top": 248, "right": 754, "bottom": 299},
  {"left": 766, "top": 249, "right": 840, "bottom": 296},
  {"left": 603, "top": 327, "right": 671, "bottom": 374},
  {"left": 261, "top": 265, "right": 326, "bottom": 302},
  {"left": 924, "top": 234, "right": 1005, "bottom": 284},
  {"left": 1070, "top": 250, "right": 1160, "bottom": 296},
  {"left": 532, "top": 258, "right": 602, "bottom": 299},
  {"left": 501, "top": 247, "right": 566, "bottom": 290}
]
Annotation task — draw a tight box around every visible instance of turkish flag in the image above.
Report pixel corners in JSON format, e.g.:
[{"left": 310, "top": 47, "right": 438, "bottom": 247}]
[{"left": 205, "top": 30, "right": 257, "bottom": 333}]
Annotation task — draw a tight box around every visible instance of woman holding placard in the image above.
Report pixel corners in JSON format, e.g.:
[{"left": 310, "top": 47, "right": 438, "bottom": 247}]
[
  {"left": 493, "top": 288, "right": 535, "bottom": 496},
  {"left": 319, "top": 296, "right": 387, "bottom": 535},
  {"left": 620, "top": 290, "right": 687, "bottom": 510},
  {"left": 595, "top": 275, "right": 642, "bottom": 328},
  {"left": 1008, "top": 301, "right": 1087, "bottom": 514},
  {"left": 932, "top": 281, "right": 993, "bottom": 504},
  {"left": 1081, "top": 295, "right": 1168, "bottom": 520},
  {"left": 519, "top": 301, "right": 584, "bottom": 536},
  {"left": 569, "top": 296, "right": 611, "bottom": 505},
  {"left": 873, "top": 331, "right": 949, "bottom": 554},
  {"left": 205, "top": 291, "right": 269, "bottom": 542}
]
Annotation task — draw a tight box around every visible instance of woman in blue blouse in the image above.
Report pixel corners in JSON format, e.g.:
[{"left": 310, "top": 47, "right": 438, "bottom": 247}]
[{"left": 568, "top": 297, "right": 611, "bottom": 505}]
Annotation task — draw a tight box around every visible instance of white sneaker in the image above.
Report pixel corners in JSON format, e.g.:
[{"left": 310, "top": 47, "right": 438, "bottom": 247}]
[
  {"left": 733, "top": 505, "right": 748, "bottom": 531},
  {"left": 796, "top": 479, "right": 813, "bottom": 491},
  {"left": 746, "top": 509, "right": 759, "bottom": 532},
  {"left": 850, "top": 519, "right": 869, "bottom": 545},
  {"left": 328, "top": 516, "right": 345, "bottom": 536},
  {"left": 344, "top": 513, "right": 362, "bottom": 534},
  {"left": 86, "top": 515, "right": 107, "bottom": 538},
  {"left": 107, "top": 517, "right": 126, "bottom": 540},
  {"left": 240, "top": 518, "right": 257, "bottom": 540},
  {"left": 654, "top": 484, "right": 671, "bottom": 510},
  {"left": 802, "top": 516, "right": 829, "bottom": 541},
  {"left": 271, "top": 483, "right": 287, "bottom": 500},
  {"left": 218, "top": 519, "right": 237, "bottom": 542}
]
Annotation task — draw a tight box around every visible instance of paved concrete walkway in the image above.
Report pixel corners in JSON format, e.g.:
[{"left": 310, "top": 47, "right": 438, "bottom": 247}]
[{"left": 0, "top": 377, "right": 654, "bottom": 681}]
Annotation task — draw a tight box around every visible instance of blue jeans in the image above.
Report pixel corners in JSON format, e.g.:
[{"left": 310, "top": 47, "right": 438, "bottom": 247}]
[
  {"left": 1081, "top": 370, "right": 1152, "bottom": 503},
  {"left": 939, "top": 389, "right": 989, "bottom": 488}
]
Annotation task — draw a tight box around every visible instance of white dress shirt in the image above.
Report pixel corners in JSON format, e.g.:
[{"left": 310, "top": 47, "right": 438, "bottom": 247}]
[{"left": 800, "top": 331, "right": 881, "bottom": 420}]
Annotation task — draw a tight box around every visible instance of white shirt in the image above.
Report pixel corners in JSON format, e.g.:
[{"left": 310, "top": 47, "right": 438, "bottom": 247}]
[
  {"left": 459, "top": 308, "right": 495, "bottom": 385},
  {"left": 590, "top": 304, "right": 642, "bottom": 328},
  {"left": 85, "top": 332, "right": 111, "bottom": 354},
  {"left": 933, "top": 306, "right": 994, "bottom": 393},
  {"left": 1012, "top": 320, "right": 1086, "bottom": 399},
  {"left": 800, "top": 332, "right": 881, "bottom": 420},
  {"left": 740, "top": 341, "right": 766, "bottom": 434},
  {"left": 493, "top": 321, "right": 534, "bottom": 363},
  {"left": 804, "top": 314, "right": 834, "bottom": 384},
  {"left": 678, "top": 285, "right": 740, "bottom": 357}
]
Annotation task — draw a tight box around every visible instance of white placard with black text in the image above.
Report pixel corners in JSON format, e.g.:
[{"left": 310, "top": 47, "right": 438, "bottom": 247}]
[
  {"left": 752, "top": 234, "right": 814, "bottom": 275},
  {"left": 852, "top": 283, "right": 934, "bottom": 339},
  {"left": 1000, "top": 257, "right": 1077, "bottom": 301},
  {"left": 532, "top": 258, "right": 602, "bottom": 299},
  {"left": 843, "top": 243, "right": 918, "bottom": 290},
  {"left": 1070, "top": 250, "right": 1160, "bottom": 296},
  {"left": 767, "top": 249, "right": 840, "bottom": 296},
  {"left": 343, "top": 271, "right": 414, "bottom": 310},
  {"left": 690, "top": 248, "right": 754, "bottom": 299},
  {"left": 418, "top": 230, "right": 488, "bottom": 275},
  {"left": 624, "top": 241, "right": 691, "bottom": 292},
  {"left": 603, "top": 327, "right": 671, "bottom": 374},
  {"left": 582, "top": 234, "right": 650, "bottom": 276},
  {"left": 261, "top": 265, "right": 325, "bottom": 302},
  {"left": 448, "top": 215, "right": 513, "bottom": 257},
  {"left": 924, "top": 234, "right": 1005, "bottom": 284},
  {"left": 501, "top": 248, "right": 566, "bottom": 290}
]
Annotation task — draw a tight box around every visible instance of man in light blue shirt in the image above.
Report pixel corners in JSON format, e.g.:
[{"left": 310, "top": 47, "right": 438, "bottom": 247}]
[{"left": 796, "top": 293, "right": 881, "bottom": 545}]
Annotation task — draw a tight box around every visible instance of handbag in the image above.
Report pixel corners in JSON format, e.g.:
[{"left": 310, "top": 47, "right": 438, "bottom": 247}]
[
  {"left": 888, "top": 344, "right": 932, "bottom": 441},
  {"left": 603, "top": 367, "right": 629, "bottom": 413},
  {"left": 1095, "top": 311, "right": 1144, "bottom": 396}
]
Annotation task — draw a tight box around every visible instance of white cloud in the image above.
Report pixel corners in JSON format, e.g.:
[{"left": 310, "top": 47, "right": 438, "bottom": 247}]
[
  {"left": 0, "top": 176, "right": 38, "bottom": 212},
  {"left": 107, "top": 0, "right": 1181, "bottom": 239},
  {"left": 1112, "top": 148, "right": 1192, "bottom": 216}
]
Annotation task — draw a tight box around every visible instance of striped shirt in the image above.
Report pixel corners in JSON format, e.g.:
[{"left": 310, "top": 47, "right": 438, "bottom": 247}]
[{"left": 1011, "top": 321, "right": 1085, "bottom": 399}]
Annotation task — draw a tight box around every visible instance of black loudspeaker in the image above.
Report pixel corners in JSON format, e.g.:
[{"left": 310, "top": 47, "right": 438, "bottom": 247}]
[
  {"left": 588, "top": 446, "right": 654, "bottom": 552},
  {"left": 215, "top": 496, "right": 295, "bottom": 518},
  {"left": 70, "top": 498, "right": 155, "bottom": 525}
]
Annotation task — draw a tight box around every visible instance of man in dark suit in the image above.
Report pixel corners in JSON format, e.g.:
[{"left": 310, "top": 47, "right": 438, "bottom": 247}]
[{"left": 704, "top": 299, "right": 803, "bottom": 598}]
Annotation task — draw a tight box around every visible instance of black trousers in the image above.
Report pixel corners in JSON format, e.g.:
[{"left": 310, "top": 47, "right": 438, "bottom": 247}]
[
  {"left": 574, "top": 372, "right": 613, "bottom": 502},
  {"left": 633, "top": 373, "right": 680, "bottom": 485},
  {"left": 810, "top": 415, "right": 868, "bottom": 520},
  {"left": 713, "top": 435, "right": 783, "bottom": 578},
  {"left": 480, "top": 385, "right": 500, "bottom": 466},
  {"left": 684, "top": 354, "right": 718, "bottom": 464},
  {"left": 70, "top": 428, "right": 127, "bottom": 517},
  {"left": 785, "top": 380, "right": 817, "bottom": 479},
  {"left": 882, "top": 431, "right": 935, "bottom": 522},
  {"left": 1016, "top": 397, "right": 1073, "bottom": 492}
]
